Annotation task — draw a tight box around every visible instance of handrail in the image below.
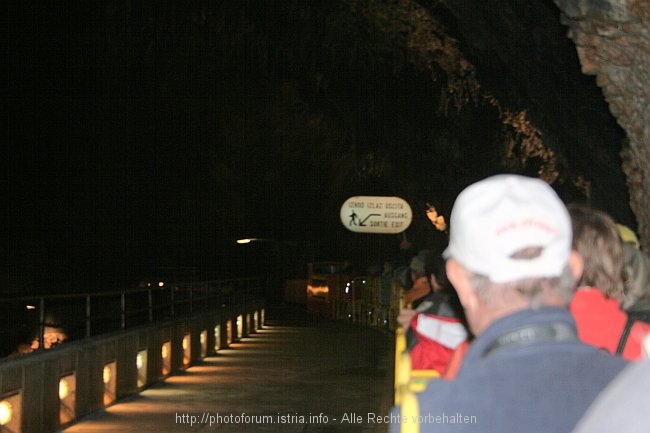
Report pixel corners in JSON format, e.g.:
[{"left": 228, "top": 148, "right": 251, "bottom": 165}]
[
  {"left": 1, "top": 277, "right": 265, "bottom": 357},
  {"left": 1, "top": 277, "right": 263, "bottom": 302},
  {"left": 0, "top": 287, "right": 266, "bottom": 433}
]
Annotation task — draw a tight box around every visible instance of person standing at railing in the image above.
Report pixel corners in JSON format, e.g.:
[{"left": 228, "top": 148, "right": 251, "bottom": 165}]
[
  {"left": 397, "top": 251, "right": 468, "bottom": 373},
  {"left": 389, "top": 174, "right": 628, "bottom": 433},
  {"left": 617, "top": 223, "right": 650, "bottom": 318},
  {"left": 402, "top": 251, "right": 434, "bottom": 309},
  {"left": 567, "top": 204, "right": 650, "bottom": 360}
]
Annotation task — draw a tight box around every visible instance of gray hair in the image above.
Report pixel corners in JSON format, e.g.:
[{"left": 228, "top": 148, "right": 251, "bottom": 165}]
[{"left": 467, "top": 266, "right": 577, "bottom": 310}]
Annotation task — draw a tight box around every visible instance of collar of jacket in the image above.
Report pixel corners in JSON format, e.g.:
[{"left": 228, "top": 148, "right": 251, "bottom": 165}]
[{"left": 461, "top": 307, "right": 578, "bottom": 366}]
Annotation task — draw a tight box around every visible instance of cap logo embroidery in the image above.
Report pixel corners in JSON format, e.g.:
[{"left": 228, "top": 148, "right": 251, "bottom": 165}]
[{"left": 496, "top": 219, "right": 557, "bottom": 236}]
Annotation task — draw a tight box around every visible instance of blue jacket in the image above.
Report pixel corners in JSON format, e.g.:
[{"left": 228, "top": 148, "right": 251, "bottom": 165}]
[{"left": 390, "top": 307, "right": 628, "bottom": 433}]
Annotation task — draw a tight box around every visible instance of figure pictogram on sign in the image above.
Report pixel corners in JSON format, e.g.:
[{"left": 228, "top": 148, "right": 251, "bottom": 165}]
[{"left": 340, "top": 196, "right": 412, "bottom": 234}]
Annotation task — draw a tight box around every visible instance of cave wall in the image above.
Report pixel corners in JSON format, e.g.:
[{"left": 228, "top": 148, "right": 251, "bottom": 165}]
[
  {"left": 554, "top": 0, "right": 650, "bottom": 250},
  {"left": 428, "top": 0, "right": 632, "bottom": 235}
]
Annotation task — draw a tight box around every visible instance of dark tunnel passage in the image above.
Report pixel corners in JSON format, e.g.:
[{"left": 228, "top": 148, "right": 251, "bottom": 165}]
[{"left": 7, "top": 0, "right": 648, "bottom": 293}]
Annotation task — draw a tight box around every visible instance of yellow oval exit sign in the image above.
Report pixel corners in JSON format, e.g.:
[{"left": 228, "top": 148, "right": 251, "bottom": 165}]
[{"left": 340, "top": 196, "right": 412, "bottom": 234}]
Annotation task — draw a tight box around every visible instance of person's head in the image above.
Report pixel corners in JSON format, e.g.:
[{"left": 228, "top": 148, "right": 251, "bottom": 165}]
[
  {"left": 442, "top": 174, "right": 582, "bottom": 335},
  {"left": 568, "top": 204, "right": 625, "bottom": 302},
  {"left": 425, "top": 251, "right": 448, "bottom": 291},
  {"left": 616, "top": 223, "right": 640, "bottom": 250},
  {"left": 615, "top": 224, "right": 650, "bottom": 309},
  {"left": 409, "top": 254, "right": 427, "bottom": 281},
  {"left": 621, "top": 243, "right": 650, "bottom": 310}
]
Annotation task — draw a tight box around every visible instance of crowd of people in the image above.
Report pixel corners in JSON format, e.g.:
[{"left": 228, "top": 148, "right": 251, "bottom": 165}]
[{"left": 389, "top": 174, "right": 650, "bottom": 433}]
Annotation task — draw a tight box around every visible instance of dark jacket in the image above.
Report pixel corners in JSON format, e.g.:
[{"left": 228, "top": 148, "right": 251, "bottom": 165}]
[{"left": 390, "top": 307, "right": 627, "bottom": 433}]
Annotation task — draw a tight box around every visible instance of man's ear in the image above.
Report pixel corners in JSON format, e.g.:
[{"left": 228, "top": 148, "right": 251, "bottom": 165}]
[
  {"left": 446, "top": 259, "right": 477, "bottom": 312},
  {"left": 568, "top": 250, "right": 584, "bottom": 282}
]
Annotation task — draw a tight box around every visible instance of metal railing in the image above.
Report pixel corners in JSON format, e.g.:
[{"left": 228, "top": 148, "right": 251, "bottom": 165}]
[{"left": 1, "top": 277, "right": 264, "bottom": 356}]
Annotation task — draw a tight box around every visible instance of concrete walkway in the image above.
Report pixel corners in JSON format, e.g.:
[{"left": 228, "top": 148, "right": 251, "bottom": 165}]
[{"left": 62, "top": 304, "right": 394, "bottom": 433}]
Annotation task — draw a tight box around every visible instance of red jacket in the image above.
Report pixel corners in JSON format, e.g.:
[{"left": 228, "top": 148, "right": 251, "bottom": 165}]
[
  {"left": 409, "top": 313, "right": 468, "bottom": 372},
  {"left": 569, "top": 288, "right": 650, "bottom": 360}
]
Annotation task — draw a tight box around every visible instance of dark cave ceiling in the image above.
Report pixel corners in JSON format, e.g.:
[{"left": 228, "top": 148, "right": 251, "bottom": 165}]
[{"left": 7, "top": 0, "right": 633, "bottom": 287}]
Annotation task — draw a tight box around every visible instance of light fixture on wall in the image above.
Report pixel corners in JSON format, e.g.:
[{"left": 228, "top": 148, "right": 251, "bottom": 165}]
[
  {"left": 236, "top": 315, "right": 243, "bottom": 340},
  {"left": 200, "top": 330, "right": 208, "bottom": 358},
  {"left": 0, "top": 392, "right": 21, "bottom": 433},
  {"left": 213, "top": 325, "right": 221, "bottom": 352},
  {"left": 161, "top": 341, "right": 171, "bottom": 376},
  {"left": 226, "top": 321, "right": 233, "bottom": 346},
  {"left": 103, "top": 362, "right": 116, "bottom": 406},
  {"left": 59, "top": 373, "right": 76, "bottom": 426},
  {"left": 136, "top": 350, "right": 148, "bottom": 388},
  {"left": 182, "top": 334, "right": 191, "bottom": 366},
  {"left": 0, "top": 401, "right": 11, "bottom": 426}
]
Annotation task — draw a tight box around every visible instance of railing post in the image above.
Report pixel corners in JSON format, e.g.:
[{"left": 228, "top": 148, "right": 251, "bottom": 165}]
[
  {"left": 148, "top": 288, "right": 153, "bottom": 322},
  {"left": 170, "top": 286, "right": 175, "bottom": 318},
  {"left": 121, "top": 291, "right": 126, "bottom": 329},
  {"left": 86, "top": 295, "right": 91, "bottom": 337},
  {"left": 189, "top": 284, "right": 193, "bottom": 315},
  {"left": 38, "top": 297, "right": 45, "bottom": 351}
]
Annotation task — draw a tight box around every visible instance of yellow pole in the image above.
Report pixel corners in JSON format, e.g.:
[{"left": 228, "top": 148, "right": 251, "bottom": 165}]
[
  {"left": 400, "top": 388, "right": 419, "bottom": 433},
  {"left": 394, "top": 327, "right": 409, "bottom": 404}
]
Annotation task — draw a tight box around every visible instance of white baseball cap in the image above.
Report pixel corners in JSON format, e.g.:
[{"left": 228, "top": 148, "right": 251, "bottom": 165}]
[{"left": 442, "top": 174, "right": 572, "bottom": 283}]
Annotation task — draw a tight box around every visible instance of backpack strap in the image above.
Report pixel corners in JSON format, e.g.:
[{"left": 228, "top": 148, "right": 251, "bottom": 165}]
[
  {"left": 482, "top": 322, "right": 577, "bottom": 359},
  {"left": 616, "top": 316, "right": 637, "bottom": 355}
]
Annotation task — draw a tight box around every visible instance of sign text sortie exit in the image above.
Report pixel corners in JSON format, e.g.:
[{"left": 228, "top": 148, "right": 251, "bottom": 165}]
[{"left": 340, "top": 196, "right": 412, "bottom": 234}]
